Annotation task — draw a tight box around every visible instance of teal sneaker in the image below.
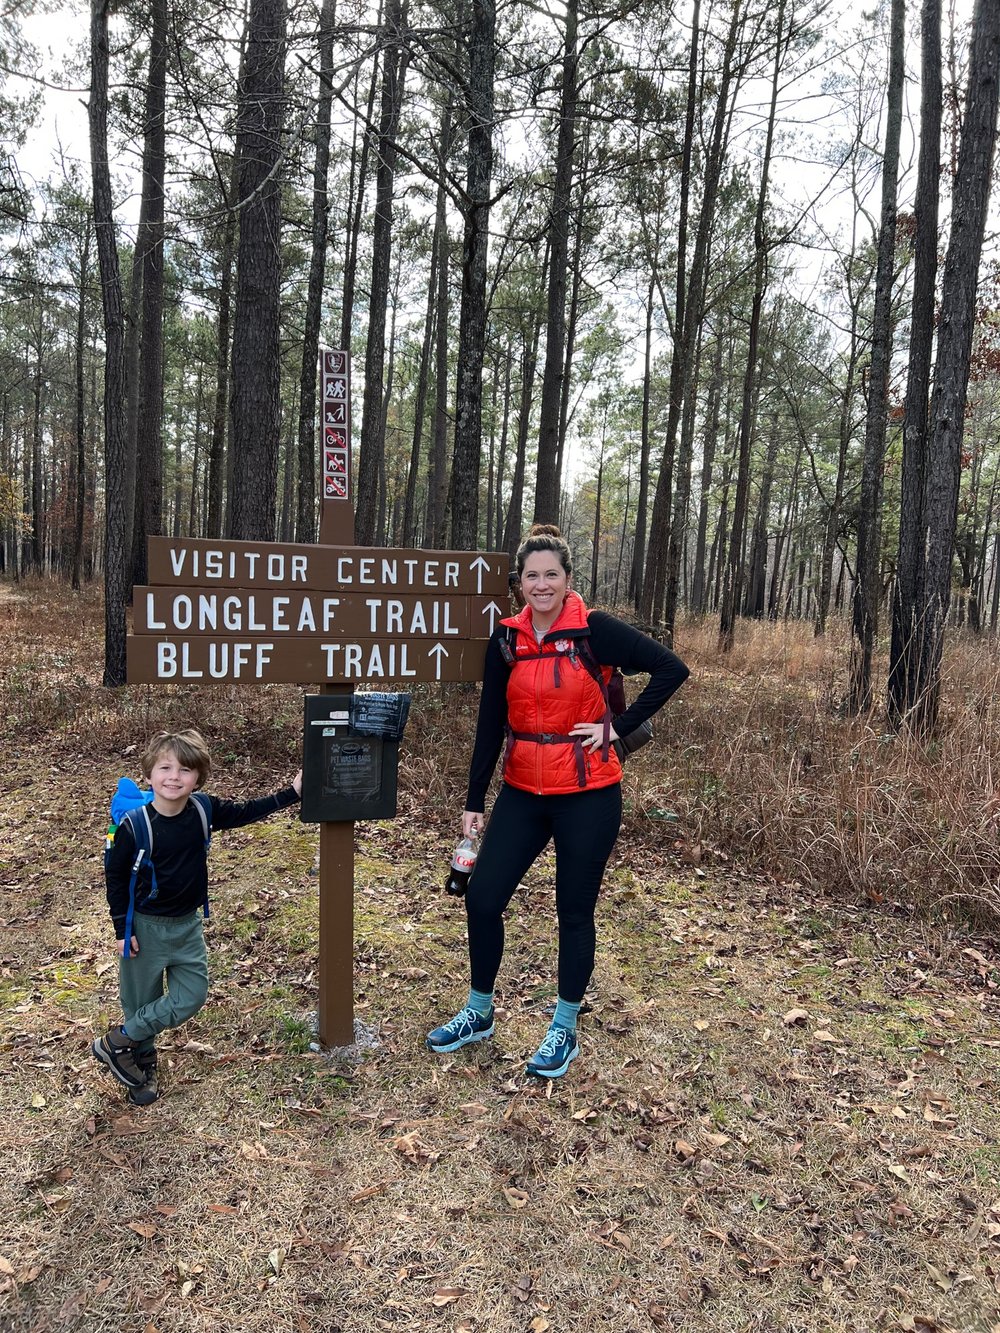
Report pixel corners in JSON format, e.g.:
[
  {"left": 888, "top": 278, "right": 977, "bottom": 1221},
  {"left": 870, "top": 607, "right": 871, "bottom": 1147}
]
[
  {"left": 426, "top": 1006, "right": 495, "bottom": 1053},
  {"left": 526, "top": 1024, "right": 579, "bottom": 1079}
]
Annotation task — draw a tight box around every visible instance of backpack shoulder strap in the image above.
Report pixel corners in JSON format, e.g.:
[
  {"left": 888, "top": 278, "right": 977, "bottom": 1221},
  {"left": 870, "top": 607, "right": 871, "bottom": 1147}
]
[
  {"left": 191, "top": 791, "right": 212, "bottom": 849},
  {"left": 120, "top": 806, "right": 155, "bottom": 960},
  {"left": 191, "top": 791, "right": 213, "bottom": 921}
]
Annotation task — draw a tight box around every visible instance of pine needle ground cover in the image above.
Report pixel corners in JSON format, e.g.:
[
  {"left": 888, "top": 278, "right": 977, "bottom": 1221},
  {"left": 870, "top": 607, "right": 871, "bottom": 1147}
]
[{"left": 1, "top": 582, "right": 999, "bottom": 1333}]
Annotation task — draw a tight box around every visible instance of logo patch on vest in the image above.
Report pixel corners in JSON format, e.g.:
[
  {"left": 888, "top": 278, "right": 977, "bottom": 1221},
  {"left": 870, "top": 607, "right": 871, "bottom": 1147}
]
[{"left": 554, "top": 639, "right": 571, "bottom": 654}]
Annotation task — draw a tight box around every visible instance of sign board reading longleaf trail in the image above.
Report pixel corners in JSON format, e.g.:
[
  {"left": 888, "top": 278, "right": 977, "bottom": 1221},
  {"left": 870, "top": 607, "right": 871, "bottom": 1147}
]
[
  {"left": 128, "top": 536, "right": 508, "bottom": 685},
  {"left": 126, "top": 350, "right": 511, "bottom": 1047}
]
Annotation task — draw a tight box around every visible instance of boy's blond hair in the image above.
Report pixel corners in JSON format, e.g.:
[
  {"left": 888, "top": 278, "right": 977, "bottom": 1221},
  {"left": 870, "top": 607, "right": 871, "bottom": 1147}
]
[{"left": 140, "top": 729, "right": 212, "bottom": 787}]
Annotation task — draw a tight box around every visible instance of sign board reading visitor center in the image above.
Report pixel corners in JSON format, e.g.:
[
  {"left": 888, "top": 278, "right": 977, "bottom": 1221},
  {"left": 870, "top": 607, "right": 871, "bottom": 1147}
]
[{"left": 128, "top": 536, "right": 509, "bottom": 685}]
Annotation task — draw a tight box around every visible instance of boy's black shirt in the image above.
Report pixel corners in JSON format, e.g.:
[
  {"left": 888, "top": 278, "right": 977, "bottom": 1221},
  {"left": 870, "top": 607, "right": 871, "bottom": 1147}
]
[{"left": 105, "top": 787, "right": 299, "bottom": 938}]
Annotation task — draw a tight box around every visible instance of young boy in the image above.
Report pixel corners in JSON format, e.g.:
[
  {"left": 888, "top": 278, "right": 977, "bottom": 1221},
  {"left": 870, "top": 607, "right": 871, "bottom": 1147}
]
[{"left": 94, "top": 728, "right": 302, "bottom": 1106}]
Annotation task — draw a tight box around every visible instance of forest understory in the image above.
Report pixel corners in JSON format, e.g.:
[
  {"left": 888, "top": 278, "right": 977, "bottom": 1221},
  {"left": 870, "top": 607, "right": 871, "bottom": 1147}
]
[{"left": 2, "top": 580, "right": 1000, "bottom": 1333}]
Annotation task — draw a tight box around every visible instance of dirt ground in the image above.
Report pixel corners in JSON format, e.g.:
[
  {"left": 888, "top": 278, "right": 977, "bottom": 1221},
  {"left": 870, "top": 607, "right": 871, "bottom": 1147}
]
[{"left": 2, "top": 583, "right": 1000, "bottom": 1333}]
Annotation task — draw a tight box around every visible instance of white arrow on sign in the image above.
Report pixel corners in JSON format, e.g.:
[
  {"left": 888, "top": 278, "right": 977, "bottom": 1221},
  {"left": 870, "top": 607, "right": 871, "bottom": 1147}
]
[
  {"left": 428, "top": 642, "right": 449, "bottom": 680},
  {"left": 470, "top": 555, "right": 491, "bottom": 594},
  {"left": 482, "top": 601, "right": 502, "bottom": 633}
]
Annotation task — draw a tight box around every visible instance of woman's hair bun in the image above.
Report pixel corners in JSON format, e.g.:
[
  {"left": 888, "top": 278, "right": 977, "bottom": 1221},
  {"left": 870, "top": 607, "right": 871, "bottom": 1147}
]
[{"left": 528, "top": 523, "right": 562, "bottom": 539}]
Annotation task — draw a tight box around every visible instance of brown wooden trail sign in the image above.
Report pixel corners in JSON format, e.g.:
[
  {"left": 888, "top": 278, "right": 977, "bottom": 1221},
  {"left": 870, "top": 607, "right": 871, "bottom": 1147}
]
[{"left": 127, "top": 354, "right": 508, "bottom": 1043}]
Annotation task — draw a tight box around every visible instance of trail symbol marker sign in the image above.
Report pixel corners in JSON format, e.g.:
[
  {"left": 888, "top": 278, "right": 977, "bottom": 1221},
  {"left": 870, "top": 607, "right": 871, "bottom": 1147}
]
[{"left": 126, "top": 349, "right": 509, "bottom": 1044}]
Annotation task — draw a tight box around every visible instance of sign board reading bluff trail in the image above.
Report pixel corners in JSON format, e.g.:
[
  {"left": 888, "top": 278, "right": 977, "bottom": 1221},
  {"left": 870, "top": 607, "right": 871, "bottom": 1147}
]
[{"left": 127, "top": 536, "right": 509, "bottom": 685}]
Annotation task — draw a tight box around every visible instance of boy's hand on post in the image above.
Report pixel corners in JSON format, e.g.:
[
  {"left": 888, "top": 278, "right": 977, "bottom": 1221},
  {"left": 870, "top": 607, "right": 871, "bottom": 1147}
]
[
  {"left": 118, "top": 935, "right": 139, "bottom": 958},
  {"left": 292, "top": 769, "right": 303, "bottom": 796}
]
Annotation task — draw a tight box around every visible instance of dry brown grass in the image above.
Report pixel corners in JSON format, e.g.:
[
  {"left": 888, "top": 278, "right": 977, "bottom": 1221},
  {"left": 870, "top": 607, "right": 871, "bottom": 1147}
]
[
  {"left": 2, "top": 582, "right": 1000, "bottom": 1333},
  {"left": 662, "top": 615, "right": 1000, "bottom": 923}
]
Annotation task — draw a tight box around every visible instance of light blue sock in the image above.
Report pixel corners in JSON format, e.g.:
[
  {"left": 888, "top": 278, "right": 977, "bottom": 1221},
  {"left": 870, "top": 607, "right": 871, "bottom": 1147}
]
[
  {"left": 467, "top": 988, "right": 494, "bottom": 1018},
  {"left": 552, "top": 997, "right": 582, "bottom": 1032}
]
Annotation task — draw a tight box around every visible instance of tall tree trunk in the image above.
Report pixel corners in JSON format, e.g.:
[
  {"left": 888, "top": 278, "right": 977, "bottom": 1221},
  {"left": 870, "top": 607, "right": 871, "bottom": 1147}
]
[
  {"left": 906, "top": 0, "right": 1000, "bottom": 731},
  {"left": 449, "top": 0, "right": 495, "bottom": 548},
  {"left": 744, "top": 409, "right": 780, "bottom": 618},
  {"left": 848, "top": 0, "right": 905, "bottom": 712},
  {"left": 356, "top": 0, "right": 406, "bottom": 545},
  {"left": 555, "top": 137, "right": 590, "bottom": 514},
  {"left": 296, "top": 0, "right": 336, "bottom": 544},
  {"left": 426, "top": 181, "right": 451, "bottom": 547},
  {"left": 718, "top": 0, "right": 785, "bottom": 651},
  {"left": 131, "top": 0, "right": 167, "bottom": 589},
  {"left": 691, "top": 331, "right": 723, "bottom": 614},
  {"left": 30, "top": 304, "right": 44, "bottom": 573},
  {"left": 206, "top": 155, "right": 238, "bottom": 539},
  {"left": 533, "top": 0, "right": 577, "bottom": 523},
  {"left": 404, "top": 101, "right": 451, "bottom": 547},
  {"left": 72, "top": 223, "right": 91, "bottom": 591},
  {"left": 89, "top": 0, "right": 128, "bottom": 684},
  {"left": 340, "top": 0, "right": 384, "bottom": 352},
  {"left": 629, "top": 273, "right": 655, "bottom": 606},
  {"left": 504, "top": 311, "right": 541, "bottom": 558},
  {"left": 645, "top": 0, "right": 742, "bottom": 624},
  {"left": 229, "top": 0, "right": 287, "bottom": 540},
  {"left": 888, "top": 0, "right": 942, "bottom": 723}
]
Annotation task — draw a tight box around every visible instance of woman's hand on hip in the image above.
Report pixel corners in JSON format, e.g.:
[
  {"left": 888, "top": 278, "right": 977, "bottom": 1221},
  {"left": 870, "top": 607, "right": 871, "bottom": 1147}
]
[{"left": 570, "top": 721, "right": 619, "bottom": 753}]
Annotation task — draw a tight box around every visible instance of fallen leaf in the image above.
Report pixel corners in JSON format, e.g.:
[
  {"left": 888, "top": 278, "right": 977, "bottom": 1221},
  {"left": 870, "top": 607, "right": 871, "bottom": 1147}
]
[
  {"left": 530, "top": 1319, "right": 550, "bottom": 1333},
  {"left": 127, "top": 1222, "right": 158, "bottom": 1239},
  {"left": 0, "top": 1257, "right": 14, "bottom": 1276},
  {"left": 503, "top": 1187, "right": 530, "bottom": 1209},
  {"left": 783, "top": 1008, "right": 809, "bottom": 1025},
  {"left": 812, "top": 1029, "right": 837, "bottom": 1043},
  {"left": 268, "top": 1247, "right": 286, "bottom": 1277},
  {"left": 30, "top": 1092, "right": 46, "bottom": 1109},
  {"left": 430, "top": 1288, "right": 464, "bottom": 1306},
  {"left": 348, "top": 1184, "right": 386, "bottom": 1202}
]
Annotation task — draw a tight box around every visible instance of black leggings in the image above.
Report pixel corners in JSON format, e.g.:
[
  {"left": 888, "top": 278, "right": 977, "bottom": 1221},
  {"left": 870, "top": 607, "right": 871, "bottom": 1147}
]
[{"left": 465, "top": 782, "right": 623, "bottom": 1003}]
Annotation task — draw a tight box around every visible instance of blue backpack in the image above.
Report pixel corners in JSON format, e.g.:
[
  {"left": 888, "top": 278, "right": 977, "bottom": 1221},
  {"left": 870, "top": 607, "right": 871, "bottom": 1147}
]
[{"left": 106, "top": 778, "right": 213, "bottom": 957}]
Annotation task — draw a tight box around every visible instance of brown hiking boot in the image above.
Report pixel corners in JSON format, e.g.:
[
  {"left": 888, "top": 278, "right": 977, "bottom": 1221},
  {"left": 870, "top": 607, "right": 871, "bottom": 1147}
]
[
  {"left": 92, "top": 1025, "right": 146, "bottom": 1089},
  {"left": 128, "top": 1051, "right": 159, "bottom": 1106}
]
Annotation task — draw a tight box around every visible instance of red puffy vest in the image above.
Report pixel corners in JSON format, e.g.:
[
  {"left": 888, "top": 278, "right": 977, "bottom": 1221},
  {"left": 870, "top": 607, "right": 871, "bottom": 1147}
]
[{"left": 501, "top": 591, "right": 623, "bottom": 796}]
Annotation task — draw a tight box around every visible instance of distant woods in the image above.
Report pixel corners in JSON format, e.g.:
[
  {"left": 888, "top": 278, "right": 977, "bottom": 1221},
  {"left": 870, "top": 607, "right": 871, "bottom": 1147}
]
[{"left": 1, "top": 0, "right": 998, "bottom": 720}]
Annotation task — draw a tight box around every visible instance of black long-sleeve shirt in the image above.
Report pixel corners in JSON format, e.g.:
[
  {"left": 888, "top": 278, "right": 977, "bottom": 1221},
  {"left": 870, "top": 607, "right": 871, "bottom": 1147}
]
[
  {"left": 105, "top": 787, "right": 299, "bottom": 938},
  {"left": 465, "top": 611, "right": 689, "bottom": 812}
]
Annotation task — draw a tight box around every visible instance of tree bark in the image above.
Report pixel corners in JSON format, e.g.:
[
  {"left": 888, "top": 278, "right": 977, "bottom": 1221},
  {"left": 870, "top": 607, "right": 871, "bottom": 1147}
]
[
  {"left": 131, "top": 0, "right": 168, "bottom": 589},
  {"left": 450, "top": 0, "right": 496, "bottom": 548},
  {"left": 72, "top": 222, "right": 91, "bottom": 590},
  {"left": 295, "top": 0, "right": 336, "bottom": 545},
  {"left": 888, "top": 0, "right": 942, "bottom": 723},
  {"left": 848, "top": 0, "right": 905, "bottom": 713},
  {"left": 356, "top": 0, "right": 407, "bottom": 545},
  {"left": 719, "top": 0, "right": 786, "bottom": 651},
  {"left": 533, "top": 0, "right": 577, "bottom": 524},
  {"left": 89, "top": 0, "right": 129, "bottom": 684},
  {"left": 229, "top": 0, "right": 287, "bottom": 541},
  {"left": 907, "top": 0, "right": 1000, "bottom": 732}
]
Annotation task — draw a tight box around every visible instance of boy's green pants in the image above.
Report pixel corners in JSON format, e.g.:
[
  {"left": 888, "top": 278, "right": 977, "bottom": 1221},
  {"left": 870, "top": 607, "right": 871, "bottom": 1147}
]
[{"left": 118, "top": 910, "right": 209, "bottom": 1053}]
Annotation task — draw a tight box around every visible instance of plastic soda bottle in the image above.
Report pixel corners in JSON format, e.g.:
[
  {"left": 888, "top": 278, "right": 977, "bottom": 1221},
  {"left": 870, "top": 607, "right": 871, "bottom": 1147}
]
[{"left": 445, "top": 835, "right": 479, "bottom": 896}]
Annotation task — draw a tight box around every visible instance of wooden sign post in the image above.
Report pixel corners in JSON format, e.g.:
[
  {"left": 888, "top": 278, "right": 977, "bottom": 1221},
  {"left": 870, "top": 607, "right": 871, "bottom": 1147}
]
[{"left": 127, "top": 351, "right": 508, "bottom": 1044}]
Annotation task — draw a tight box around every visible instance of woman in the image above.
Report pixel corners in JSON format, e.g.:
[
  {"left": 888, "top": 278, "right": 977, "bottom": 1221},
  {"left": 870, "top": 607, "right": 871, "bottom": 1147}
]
[{"left": 426, "top": 525, "right": 689, "bottom": 1078}]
